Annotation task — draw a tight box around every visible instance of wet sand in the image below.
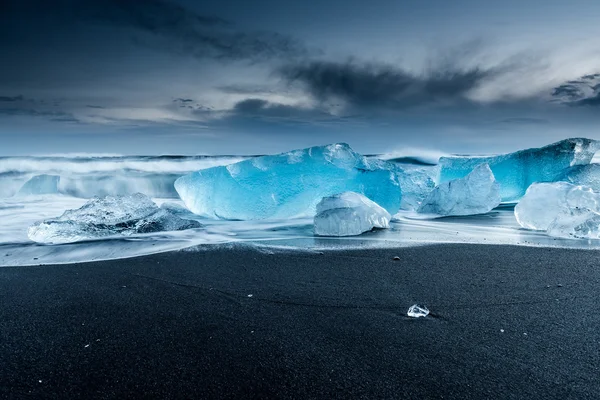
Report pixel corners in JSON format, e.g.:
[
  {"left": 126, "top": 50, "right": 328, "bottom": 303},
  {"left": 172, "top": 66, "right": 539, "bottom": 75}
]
[{"left": 1, "top": 243, "right": 599, "bottom": 399}]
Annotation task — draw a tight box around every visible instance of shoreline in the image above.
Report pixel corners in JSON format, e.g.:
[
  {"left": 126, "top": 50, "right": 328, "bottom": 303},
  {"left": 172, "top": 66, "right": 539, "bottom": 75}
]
[{"left": 2, "top": 243, "right": 600, "bottom": 399}]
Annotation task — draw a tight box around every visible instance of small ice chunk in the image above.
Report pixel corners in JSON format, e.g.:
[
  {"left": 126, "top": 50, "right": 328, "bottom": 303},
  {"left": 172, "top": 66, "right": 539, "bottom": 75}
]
[
  {"left": 417, "top": 164, "right": 501, "bottom": 216},
  {"left": 407, "top": 304, "right": 429, "bottom": 318},
  {"left": 28, "top": 193, "right": 201, "bottom": 244},
  {"left": 313, "top": 192, "right": 391, "bottom": 236}
]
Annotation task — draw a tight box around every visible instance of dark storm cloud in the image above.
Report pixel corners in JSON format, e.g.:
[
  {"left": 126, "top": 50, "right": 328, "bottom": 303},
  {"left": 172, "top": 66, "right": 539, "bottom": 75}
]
[
  {"left": 552, "top": 73, "right": 600, "bottom": 106},
  {"left": 0, "top": 95, "right": 24, "bottom": 102},
  {"left": 278, "top": 60, "right": 497, "bottom": 109},
  {"left": 229, "top": 98, "right": 345, "bottom": 126},
  {"left": 1, "top": 0, "right": 308, "bottom": 62}
]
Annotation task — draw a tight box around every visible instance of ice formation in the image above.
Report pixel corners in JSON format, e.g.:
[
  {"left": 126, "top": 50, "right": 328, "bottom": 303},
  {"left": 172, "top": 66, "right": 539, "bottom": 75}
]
[
  {"left": 394, "top": 167, "right": 435, "bottom": 210},
  {"left": 313, "top": 192, "right": 391, "bottom": 236},
  {"left": 439, "top": 138, "right": 599, "bottom": 202},
  {"left": 17, "top": 174, "right": 60, "bottom": 196},
  {"left": 175, "top": 143, "right": 403, "bottom": 220},
  {"left": 407, "top": 304, "right": 430, "bottom": 318},
  {"left": 560, "top": 164, "right": 600, "bottom": 192},
  {"left": 28, "top": 193, "right": 201, "bottom": 244},
  {"left": 417, "top": 164, "right": 501, "bottom": 216},
  {"left": 515, "top": 182, "right": 600, "bottom": 238}
]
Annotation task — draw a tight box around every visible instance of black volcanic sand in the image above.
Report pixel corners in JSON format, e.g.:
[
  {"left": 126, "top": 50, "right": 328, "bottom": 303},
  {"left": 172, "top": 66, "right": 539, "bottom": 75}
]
[{"left": 1, "top": 244, "right": 600, "bottom": 399}]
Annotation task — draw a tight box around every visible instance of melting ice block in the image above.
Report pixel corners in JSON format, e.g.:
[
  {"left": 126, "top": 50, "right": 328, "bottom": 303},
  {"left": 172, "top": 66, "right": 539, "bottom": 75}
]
[
  {"left": 175, "top": 143, "right": 402, "bottom": 220},
  {"left": 28, "top": 193, "right": 201, "bottom": 244},
  {"left": 439, "top": 138, "right": 599, "bottom": 202},
  {"left": 314, "top": 192, "right": 391, "bottom": 236},
  {"left": 417, "top": 164, "right": 501, "bottom": 216},
  {"left": 394, "top": 167, "right": 435, "bottom": 210},
  {"left": 17, "top": 174, "right": 60, "bottom": 196},
  {"left": 514, "top": 182, "right": 600, "bottom": 231},
  {"left": 515, "top": 182, "right": 600, "bottom": 238}
]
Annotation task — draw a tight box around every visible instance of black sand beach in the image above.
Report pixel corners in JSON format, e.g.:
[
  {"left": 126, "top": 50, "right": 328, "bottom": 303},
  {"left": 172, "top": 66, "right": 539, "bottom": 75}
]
[{"left": 1, "top": 244, "right": 600, "bottom": 399}]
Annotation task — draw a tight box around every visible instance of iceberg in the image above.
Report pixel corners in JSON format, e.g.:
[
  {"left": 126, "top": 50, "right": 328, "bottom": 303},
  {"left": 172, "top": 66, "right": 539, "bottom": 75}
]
[
  {"left": 313, "top": 192, "right": 391, "bottom": 236},
  {"left": 559, "top": 164, "right": 600, "bottom": 191},
  {"left": 514, "top": 182, "right": 600, "bottom": 231},
  {"left": 439, "top": 138, "right": 599, "bottom": 202},
  {"left": 17, "top": 174, "right": 60, "bottom": 196},
  {"left": 175, "top": 143, "right": 402, "bottom": 220},
  {"left": 28, "top": 193, "right": 201, "bottom": 244},
  {"left": 417, "top": 164, "right": 501, "bottom": 216}
]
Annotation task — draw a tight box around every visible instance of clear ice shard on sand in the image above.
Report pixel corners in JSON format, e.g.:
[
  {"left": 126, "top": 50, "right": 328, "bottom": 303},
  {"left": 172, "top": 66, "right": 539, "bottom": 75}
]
[
  {"left": 17, "top": 174, "right": 60, "bottom": 196},
  {"left": 515, "top": 182, "right": 600, "bottom": 238},
  {"left": 418, "top": 164, "right": 501, "bottom": 216},
  {"left": 438, "top": 138, "right": 599, "bottom": 202},
  {"left": 407, "top": 304, "right": 430, "bottom": 318},
  {"left": 313, "top": 191, "right": 391, "bottom": 236},
  {"left": 28, "top": 193, "right": 201, "bottom": 244},
  {"left": 175, "top": 143, "right": 403, "bottom": 220}
]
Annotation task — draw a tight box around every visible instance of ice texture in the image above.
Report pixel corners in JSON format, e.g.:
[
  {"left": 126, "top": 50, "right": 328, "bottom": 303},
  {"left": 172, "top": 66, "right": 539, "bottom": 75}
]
[
  {"left": 547, "top": 208, "right": 600, "bottom": 239},
  {"left": 28, "top": 193, "right": 201, "bottom": 244},
  {"left": 514, "top": 182, "right": 600, "bottom": 239},
  {"left": 514, "top": 182, "right": 600, "bottom": 231},
  {"left": 417, "top": 164, "right": 501, "bottom": 216},
  {"left": 313, "top": 192, "right": 391, "bottom": 236},
  {"left": 560, "top": 164, "right": 600, "bottom": 191},
  {"left": 407, "top": 304, "right": 430, "bottom": 318},
  {"left": 175, "top": 143, "right": 402, "bottom": 220},
  {"left": 439, "top": 138, "right": 599, "bottom": 202},
  {"left": 395, "top": 167, "right": 436, "bottom": 210},
  {"left": 18, "top": 174, "right": 60, "bottom": 196}
]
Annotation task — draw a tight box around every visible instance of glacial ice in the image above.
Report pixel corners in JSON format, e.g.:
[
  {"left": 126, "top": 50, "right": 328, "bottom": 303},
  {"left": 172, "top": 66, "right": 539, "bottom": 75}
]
[
  {"left": 418, "top": 164, "right": 501, "bottom": 216},
  {"left": 439, "top": 138, "right": 599, "bottom": 202},
  {"left": 394, "top": 167, "right": 435, "bottom": 210},
  {"left": 28, "top": 193, "right": 201, "bottom": 244},
  {"left": 560, "top": 164, "right": 600, "bottom": 192},
  {"left": 515, "top": 182, "right": 600, "bottom": 238},
  {"left": 514, "top": 182, "right": 600, "bottom": 231},
  {"left": 175, "top": 143, "right": 403, "bottom": 220},
  {"left": 546, "top": 208, "right": 600, "bottom": 239},
  {"left": 407, "top": 304, "right": 429, "bottom": 318},
  {"left": 313, "top": 192, "right": 391, "bottom": 236},
  {"left": 18, "top": 174, "right": 60, "bottom": 196}
]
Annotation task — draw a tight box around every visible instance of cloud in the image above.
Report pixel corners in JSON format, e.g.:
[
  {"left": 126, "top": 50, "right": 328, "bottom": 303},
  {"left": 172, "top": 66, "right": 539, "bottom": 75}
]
[
  {"left": 551, "top": 73, "right": 600, "bottom": 106},
  {"left": 278, "top": 60, "right": 498, "bottom": 110},
  {"left": 1, "top": 0, "right": 307, "bottom": 62},
  {"left": 0, "top": 95, "right": 24, "bottom": 102}
]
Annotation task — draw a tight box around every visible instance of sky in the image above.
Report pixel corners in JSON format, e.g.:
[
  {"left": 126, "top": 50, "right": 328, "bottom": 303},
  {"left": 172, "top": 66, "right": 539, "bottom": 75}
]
[{"left": 1, "top": 0, "right": 600, "bottom": 156}]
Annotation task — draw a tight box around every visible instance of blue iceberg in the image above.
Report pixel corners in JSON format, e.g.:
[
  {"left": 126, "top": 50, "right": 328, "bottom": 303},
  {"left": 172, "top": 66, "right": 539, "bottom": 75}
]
[
  {"left": 17, "top": 174, "right": 60, "bottom": 196},
  {"left": 438, "top": 138, "right": 599, "bottom": 202},
  {"left": 175, "top": 143, "right": 402, "bottom": 220},
  {"left": 559, "top": 164, "right": 600, "bottom": 191}
]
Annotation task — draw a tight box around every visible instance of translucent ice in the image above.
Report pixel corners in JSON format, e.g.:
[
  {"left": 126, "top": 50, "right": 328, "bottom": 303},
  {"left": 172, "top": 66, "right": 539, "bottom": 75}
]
[
  {"left": 407, "top": 304, "right": 429, "bottom": 318},
  {"left": 547, "top": 208, "right": 600, "bottom": 239},
  {"left": 17, "top": 174, "right": 60, "bottom": 196},
  {"left": 28, "top": 193, "right": 201, "bottom": 244},
  {"left": 439, "top": 138, "right": 599, "bottom": 202},
  {"left": 560, "top": 164, "right": 600, "bottom": 191},
  {"left": 395, "top": 167, "right": 436, "bottom": 210},
  {"left": 175, "top": 143, "right": 402, "bottom": 220},
  {"left": 514, "top": 182, "right": 600, "bottom": 231},
  {"left": 313, "top": 192, "right": 391, "bottom": 236},
  {"left": 418, "top": 164, "right": 501, "bottom": 216}
]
